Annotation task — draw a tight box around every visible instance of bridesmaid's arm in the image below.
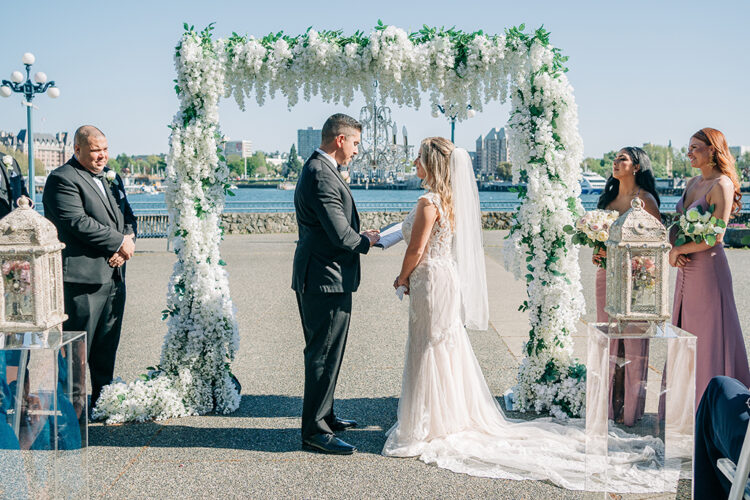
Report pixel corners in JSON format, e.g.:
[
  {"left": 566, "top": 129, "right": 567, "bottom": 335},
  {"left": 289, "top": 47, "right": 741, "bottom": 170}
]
[
  {"left": 396, "top": 198, "right": 438, "bottom": 288},
  {"left": 669, "top": 177, "right": 733, "bottom": 265}
]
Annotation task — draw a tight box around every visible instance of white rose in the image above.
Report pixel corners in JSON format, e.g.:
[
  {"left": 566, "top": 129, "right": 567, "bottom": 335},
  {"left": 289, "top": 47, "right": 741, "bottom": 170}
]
[
  {"left": 700, "top": 211, "right": 711, "bottom": 223},
  {"left": 692, "top": 222, "right": 704, "bottom": 234},
  {"left": 340, "top": 170, "right": 350, "bottom": 183},
  {"left": 596, "top": 230, "right": 609, "bottom": 242},
  {"left": 105, "top": 170, "right": 117, "bottom": 182},
  {"left": 714, "top": 226, "right": 726, "bottom": 234},
  {"left": 2, "top": 155, "right": 12, "bottom": 167},
  {"left": 686, "top": 208, "right": 701, "bottom": 223}
]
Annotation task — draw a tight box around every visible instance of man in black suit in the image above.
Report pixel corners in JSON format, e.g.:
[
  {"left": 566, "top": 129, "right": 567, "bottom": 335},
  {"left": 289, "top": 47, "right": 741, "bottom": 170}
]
[
  {"left": 292, "top": 113, "right": 380, "bottom": 454},
  {"left": 42, "top": 125, "right": 136, "bottom": 408},
  {"left": 695, "top": 376, "right": 750, "bottom": 499},
  {"left": 0, "top": 154, "right": 29, "bottom": 218}
]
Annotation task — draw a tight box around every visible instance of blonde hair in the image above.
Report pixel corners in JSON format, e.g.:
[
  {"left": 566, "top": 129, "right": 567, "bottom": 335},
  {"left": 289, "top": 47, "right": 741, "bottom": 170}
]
[{"left": 419, "top": 137, "right": 455, "bottom": 228}]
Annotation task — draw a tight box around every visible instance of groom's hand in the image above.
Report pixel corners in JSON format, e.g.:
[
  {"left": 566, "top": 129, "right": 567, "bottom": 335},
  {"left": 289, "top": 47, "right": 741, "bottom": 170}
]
[{"left": 362, "top": 229, "right": 380, "bottom": 247}]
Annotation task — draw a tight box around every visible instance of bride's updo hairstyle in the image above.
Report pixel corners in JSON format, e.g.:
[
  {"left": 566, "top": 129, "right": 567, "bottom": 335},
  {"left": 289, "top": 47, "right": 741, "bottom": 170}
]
[
  {"left": 692, "top": 127, "right": 742, "bottom": 217},
  {"left": 419, "top": 137, "right": 456, "bottom": 227}
]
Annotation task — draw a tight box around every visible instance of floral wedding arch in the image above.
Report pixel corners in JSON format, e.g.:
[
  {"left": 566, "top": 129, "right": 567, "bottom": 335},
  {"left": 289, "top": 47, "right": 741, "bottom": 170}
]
[{"left": 95, "top": 22, "right": 587, "bottom": 423}]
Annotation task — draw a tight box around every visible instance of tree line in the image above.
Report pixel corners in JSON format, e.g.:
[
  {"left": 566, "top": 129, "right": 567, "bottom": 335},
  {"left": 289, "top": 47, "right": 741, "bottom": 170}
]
[{"left": 492, "top": 143, "right": 750, "bottom": 181}]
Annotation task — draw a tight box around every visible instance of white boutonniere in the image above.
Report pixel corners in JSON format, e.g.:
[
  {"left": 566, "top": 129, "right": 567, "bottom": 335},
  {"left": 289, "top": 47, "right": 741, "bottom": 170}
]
[
  {"left": 2, "top": 155, "right": 13, "bottom": 168},
  {"left": 105, "top": 170, "right": 118, "bottom": 185},
  {"left": 340, "top": 169, "right": 350, "bottom": 183}
]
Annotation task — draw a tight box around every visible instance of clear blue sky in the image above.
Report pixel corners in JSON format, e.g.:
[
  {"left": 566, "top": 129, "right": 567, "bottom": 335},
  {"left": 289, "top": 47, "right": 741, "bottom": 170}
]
[{"left": 1, "top": 0, "right": 748, "bottom": 158}]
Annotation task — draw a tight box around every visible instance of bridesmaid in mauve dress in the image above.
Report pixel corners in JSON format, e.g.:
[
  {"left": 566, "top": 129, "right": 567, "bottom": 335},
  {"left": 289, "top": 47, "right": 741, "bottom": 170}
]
[
  {"left": 669, "top": 128, "right": 750, "bottom": 403},
  {"left": 593, "top": 147, "right": 662, "bottom": 426}
]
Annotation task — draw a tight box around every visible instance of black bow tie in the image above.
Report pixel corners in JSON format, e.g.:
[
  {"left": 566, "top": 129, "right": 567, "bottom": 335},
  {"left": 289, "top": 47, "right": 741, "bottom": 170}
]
[
  {"left": 337, "top": 165, "right": 342, "bottom": 172},
  {"left": 92, "top": 171, "right": 106, "bottom": 181}
]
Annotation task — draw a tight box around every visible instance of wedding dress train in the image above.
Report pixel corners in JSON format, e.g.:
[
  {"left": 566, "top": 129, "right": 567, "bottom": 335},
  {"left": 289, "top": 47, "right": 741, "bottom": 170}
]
[{"left": 382, "top": 192, "right": 676, "bottom": 493}]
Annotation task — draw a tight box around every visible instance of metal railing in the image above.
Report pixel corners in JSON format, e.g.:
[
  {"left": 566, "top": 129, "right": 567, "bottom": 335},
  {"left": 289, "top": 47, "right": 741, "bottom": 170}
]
[
  {"left": 129, "top": 200, "right": 683, "bottom": 214},
  {"left": 137, "top": 214, "right": 170, "bottom": 238}
]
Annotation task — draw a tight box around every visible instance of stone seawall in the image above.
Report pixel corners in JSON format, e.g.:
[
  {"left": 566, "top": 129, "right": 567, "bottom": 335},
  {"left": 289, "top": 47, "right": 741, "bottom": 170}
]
[
  {"left": 218, "top": 211, "right": 750, "bottom": 235},
  {"left": 137, "top": 212, "right": 750, "bottom": 247},
  {"left": 219, "top": 211, "right": 517, "bottom": 234}
]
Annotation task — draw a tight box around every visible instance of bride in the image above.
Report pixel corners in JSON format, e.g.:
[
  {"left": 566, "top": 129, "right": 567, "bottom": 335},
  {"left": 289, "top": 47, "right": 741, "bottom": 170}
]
[{"left": 382, "top": 137, "right": 672, "bottom": 492}]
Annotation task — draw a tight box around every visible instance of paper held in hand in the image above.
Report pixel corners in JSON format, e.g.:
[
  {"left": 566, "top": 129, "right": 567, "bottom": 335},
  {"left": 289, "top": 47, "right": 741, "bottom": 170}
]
[{"left": 374, "top": 222, "right": 403, "bottom": 250}]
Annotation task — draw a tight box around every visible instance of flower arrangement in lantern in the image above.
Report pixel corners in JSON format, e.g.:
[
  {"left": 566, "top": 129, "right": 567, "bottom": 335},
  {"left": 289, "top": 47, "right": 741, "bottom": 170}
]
[
  {"left": 604, "top": 198, "right": 670, "bottom": 323},
  {"left": 0, "top": 197, "right": 66, "bottom": 334}
]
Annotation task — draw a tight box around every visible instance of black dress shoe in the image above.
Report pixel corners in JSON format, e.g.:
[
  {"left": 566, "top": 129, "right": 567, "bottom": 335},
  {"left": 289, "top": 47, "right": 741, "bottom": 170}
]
[
  {"left": 328, "top": 417, "right": 357, "bottom": 432},
  {"left": 302, "top": 433, "right": 356, "bottom": 455}
]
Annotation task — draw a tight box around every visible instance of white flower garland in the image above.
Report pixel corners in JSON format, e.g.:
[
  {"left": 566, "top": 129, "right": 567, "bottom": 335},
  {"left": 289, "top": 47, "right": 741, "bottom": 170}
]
[
  {"left": 95, "top": 25, "right": 240, "bottom": 423},
  {"left": 95, "top": 23, "right": 585, "bottom": 423}
]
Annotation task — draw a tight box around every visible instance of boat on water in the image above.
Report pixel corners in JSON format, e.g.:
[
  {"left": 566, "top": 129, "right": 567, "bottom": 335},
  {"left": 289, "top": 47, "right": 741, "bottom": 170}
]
[
  {"left": 580, "top": 171, "right": 607, "bottom": 195},
  {"left": 277, "top": 181, "right": 295, "bottom": 190}
]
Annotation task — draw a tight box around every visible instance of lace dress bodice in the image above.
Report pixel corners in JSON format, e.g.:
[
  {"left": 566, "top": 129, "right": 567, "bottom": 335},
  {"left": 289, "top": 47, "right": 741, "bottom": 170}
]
[{"left": 402, "top": 192, "right": 454, "bottom": 262}]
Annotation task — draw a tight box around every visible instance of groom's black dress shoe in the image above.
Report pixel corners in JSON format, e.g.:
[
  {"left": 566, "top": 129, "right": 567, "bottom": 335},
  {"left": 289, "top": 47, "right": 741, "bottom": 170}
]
[
  {"left": 302, "top": 433, "right": 356, "bottom": 455},
  {"left": 328, "top": 417, "right": 357, "bottom": 432}
]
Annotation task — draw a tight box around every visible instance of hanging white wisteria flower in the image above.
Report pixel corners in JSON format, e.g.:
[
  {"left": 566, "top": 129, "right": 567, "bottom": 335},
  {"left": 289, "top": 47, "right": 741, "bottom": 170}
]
[
  {"left": 95, "top": 24, "right": 240, "bottom": 424},
  {"left": 94, "top": 21, "right": 585, "bottom": 423}
]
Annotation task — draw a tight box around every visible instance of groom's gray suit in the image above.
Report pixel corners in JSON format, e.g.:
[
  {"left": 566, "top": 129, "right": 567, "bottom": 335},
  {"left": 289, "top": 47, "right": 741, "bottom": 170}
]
[{"left": 292, "top": 150, "right": 370, "bottom": 439}]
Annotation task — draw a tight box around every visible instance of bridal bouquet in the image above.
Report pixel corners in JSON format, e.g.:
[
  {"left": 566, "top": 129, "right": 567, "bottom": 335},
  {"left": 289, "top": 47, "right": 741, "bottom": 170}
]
[
  {"left": 563, "top": 210, "right": 619, "bottom": 268},
  {"left": 672, "top": 204, "right": 726, "bottom": 247}
]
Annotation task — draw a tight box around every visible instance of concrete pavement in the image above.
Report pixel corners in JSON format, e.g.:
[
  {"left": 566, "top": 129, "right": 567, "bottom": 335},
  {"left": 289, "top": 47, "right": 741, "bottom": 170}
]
[{"left": 88, "top": 231, "right": 750, "bottom": 499}]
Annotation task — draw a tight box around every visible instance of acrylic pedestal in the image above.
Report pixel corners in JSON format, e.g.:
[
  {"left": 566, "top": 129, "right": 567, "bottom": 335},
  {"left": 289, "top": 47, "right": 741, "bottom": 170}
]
[
  {"left": 0, "top": 329, "right": 87, "bottom": 499},
  {"left": 584, "top": 321, "right": 696, "bottom": 495}
]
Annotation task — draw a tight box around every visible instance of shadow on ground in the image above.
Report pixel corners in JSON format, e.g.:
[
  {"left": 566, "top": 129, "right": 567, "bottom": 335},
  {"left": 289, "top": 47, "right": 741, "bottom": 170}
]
[{"left": 90, "top": 395, "right": 399, "bottom": 454}]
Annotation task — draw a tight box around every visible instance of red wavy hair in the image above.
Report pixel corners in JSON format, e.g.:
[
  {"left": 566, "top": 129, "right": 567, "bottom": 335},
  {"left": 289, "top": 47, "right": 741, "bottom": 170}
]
[{"left": 692, "top": 127, "right": 742, "bottom": 217}]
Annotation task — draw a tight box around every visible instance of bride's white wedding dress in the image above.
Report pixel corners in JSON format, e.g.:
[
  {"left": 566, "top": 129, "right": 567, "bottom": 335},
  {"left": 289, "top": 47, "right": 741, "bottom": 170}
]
[{"left": 382, "top": 192, "right": 675, "bottom": 492}]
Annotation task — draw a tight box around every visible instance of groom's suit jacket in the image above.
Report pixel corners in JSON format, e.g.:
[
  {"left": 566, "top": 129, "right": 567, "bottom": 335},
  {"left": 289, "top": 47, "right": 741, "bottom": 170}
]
[
  {"left": 43, "top": 156, "right": 137, "bottom": 284},
  {"left": 292, "top": 151, "right": 370, "bottom": 294}
]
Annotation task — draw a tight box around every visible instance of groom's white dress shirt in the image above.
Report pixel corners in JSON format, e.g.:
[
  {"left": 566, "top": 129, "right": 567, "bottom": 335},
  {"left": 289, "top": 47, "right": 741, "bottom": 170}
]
[{"left": 315, "top": 148, "right": 338, "bottom": 170}]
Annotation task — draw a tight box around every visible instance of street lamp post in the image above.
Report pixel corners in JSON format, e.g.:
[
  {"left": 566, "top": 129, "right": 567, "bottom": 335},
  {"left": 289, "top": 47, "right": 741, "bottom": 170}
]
[
  {"left": 433, "top": 104, "right": 476, "bottom": 143},
  {"left": 1, "top": 53, "right": 60, "bottom": 202}
]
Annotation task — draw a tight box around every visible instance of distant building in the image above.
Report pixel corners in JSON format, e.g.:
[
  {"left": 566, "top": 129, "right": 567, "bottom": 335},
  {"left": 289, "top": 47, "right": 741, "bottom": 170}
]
[
  {"left": 468, "top": 151, "right": 477, "bottom": 173},
  {"left": 474, "top": 136, "right": 483, "bottom": 174},
  {"left": 266, "top": 155, "right": 284, "bottom": 168},
  {"left": 16, "top": 130, "right": 74, "bottom": 174},
  {"left": 730, "top": 145, "right": 750, "bottom": 158},
  {"left": 0, "top": 130, "right": 19, "bottom": 150},
  {"left": 476, "top": 127, "right": 508, "bottom": 177},
  {"left": 298, "top": 127, "right": 322, "bottom": 160}
]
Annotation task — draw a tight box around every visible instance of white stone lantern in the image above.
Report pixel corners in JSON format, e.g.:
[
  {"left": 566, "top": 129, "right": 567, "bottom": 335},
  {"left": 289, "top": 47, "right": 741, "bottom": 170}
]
[
  {"left": 604, "top": 198, "right": 671, "bottom": 322},
  {"left": 0, "top": 196, "right": 66, "bottom": 333}
]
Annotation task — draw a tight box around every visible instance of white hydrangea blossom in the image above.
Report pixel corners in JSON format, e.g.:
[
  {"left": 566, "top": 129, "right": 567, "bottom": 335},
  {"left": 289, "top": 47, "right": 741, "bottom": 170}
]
[{"left": 96, "top": 24, "right": 586, "bottom": 423}]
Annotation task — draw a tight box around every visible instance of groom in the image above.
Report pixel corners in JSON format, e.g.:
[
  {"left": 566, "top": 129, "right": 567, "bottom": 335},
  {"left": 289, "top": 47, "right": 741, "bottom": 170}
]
[{"left": 292, "top": 113, "right": 379, "bottom": 454}]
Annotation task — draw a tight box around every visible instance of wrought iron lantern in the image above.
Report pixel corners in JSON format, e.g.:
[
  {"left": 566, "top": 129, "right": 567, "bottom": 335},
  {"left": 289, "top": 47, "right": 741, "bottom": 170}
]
[
  {"left": 604, "top": 198, "right": 671, "bottom": 322},
  {"left": 0, "top": 196, "right": 66, "bottom": 333}
]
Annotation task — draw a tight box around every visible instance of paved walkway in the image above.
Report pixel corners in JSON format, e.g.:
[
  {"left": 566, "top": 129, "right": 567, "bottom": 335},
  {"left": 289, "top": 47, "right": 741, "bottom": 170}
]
[{"left": 90, "top": 232, "right": 750, "bottom": 499}]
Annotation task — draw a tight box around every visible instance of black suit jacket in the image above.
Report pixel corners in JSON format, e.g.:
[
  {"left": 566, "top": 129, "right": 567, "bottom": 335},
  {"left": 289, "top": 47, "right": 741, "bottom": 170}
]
[
  {"left": 0, "top": 156, "right": 29, "bottom": 218},
  {"left": 43, "top": 156, "right": 137, "bottom": 284},
  {"left": 292, "top": 151, "right": 370, "bottom": 293}
]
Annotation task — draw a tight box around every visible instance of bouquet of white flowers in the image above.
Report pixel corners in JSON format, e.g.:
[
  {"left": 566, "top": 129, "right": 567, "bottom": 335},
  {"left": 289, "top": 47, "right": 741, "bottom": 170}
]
[
  {"left": 672, "top": 204, "right": 726, "bottom": 247},
  {"left": 564, "top": 209, "right": 619, "bottom": 268}
]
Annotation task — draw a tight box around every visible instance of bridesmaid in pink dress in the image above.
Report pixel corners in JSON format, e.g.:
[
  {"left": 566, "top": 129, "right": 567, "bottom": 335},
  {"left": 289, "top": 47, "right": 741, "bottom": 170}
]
[
  {"left": 669, "top": 128, "right": 750, "bottom": 403},
  {"left": 593, "top": 147, "right": 661, "bottom": 426}
]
